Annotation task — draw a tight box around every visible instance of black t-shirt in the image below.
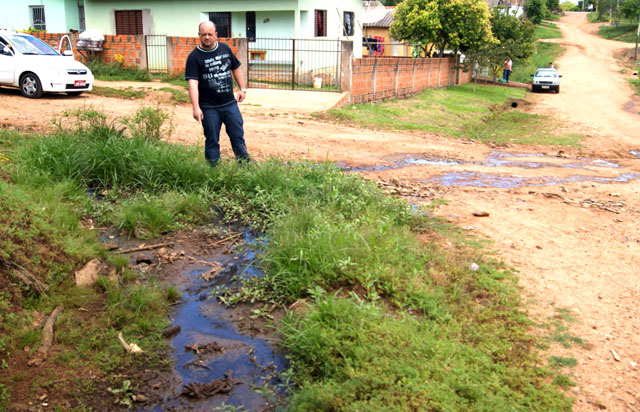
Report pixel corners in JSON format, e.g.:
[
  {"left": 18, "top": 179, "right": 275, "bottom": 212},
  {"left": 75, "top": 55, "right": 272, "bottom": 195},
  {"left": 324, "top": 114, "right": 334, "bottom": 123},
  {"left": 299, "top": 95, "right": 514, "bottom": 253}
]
[{"left": 185, "top": 42, "right": 241, "bottom": 108}]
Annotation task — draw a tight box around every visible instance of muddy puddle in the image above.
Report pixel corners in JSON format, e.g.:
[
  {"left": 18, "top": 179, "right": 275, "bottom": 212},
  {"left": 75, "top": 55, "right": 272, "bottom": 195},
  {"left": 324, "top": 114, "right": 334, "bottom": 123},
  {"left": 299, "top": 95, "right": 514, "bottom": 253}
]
[
  {"left": 109, "top": 229, "right": 289, "bottom": 411},
  {"left": 422, "top": 171, "right": 640, "bottom": 189},
  {"left": 341, "top": 151, "right": 640, "bottom": 189}
]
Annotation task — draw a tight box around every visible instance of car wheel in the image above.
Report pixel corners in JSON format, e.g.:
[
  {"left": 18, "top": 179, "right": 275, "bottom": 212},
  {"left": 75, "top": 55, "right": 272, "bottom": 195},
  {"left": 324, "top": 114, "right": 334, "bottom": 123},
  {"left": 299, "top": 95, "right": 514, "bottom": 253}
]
[
  {"left": 20, "top": 73, "right": 43, "bottom": 98},
  {"left": 531, "top": 85, "right": 538, "bottom": 93},
  {"left": 555, "top": 86, "right": 560, "bottom": 93},
  {"left": 67, "top": 91, "right": 84, "bottom": 96}
]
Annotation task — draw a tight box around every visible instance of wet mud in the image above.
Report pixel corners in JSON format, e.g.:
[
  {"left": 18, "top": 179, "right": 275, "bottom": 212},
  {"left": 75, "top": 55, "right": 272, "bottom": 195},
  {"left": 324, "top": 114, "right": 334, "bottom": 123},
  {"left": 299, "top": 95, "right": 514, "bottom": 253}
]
[
  {"left": 342, "top": 151, "right": 640, "bottom": 189},
  {"left": 108, "top": 229, "right": 289, "bottom": 412}
]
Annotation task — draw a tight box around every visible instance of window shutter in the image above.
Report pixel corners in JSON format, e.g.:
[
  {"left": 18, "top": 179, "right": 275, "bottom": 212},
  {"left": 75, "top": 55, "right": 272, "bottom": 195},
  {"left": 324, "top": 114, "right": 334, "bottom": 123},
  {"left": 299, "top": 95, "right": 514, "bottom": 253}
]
[{"left": 115, "top": 10, "right": 143, "bottom": 35}]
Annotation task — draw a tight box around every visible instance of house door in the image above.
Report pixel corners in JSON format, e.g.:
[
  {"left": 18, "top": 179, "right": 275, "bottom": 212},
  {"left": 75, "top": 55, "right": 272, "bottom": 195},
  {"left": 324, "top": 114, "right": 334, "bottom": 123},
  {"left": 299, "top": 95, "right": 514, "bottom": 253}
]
[
  {"left": 246, "top": 12, "right": 256, "bottom": 42},
  {"left": 145, "top": 35, "right": 168, "bottom": 77}
]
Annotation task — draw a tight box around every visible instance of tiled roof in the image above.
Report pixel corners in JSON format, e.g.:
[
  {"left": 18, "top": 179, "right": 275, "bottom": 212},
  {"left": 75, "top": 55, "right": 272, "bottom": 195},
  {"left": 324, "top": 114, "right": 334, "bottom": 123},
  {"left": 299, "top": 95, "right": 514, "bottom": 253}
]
[{"left": 363, "top": 8, "right": 394, "bottom": 28}]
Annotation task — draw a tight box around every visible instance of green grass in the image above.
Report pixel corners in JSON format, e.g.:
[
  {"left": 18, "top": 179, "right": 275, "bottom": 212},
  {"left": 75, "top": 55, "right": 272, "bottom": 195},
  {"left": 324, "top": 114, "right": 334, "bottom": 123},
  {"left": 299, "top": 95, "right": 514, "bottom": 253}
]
[
  {"left": 86, "top": 60, "right": 151, "bottom": 82},
  {"left": 544, "top": 14, "right": 563, "bottom": 22},
  {"left": 599, "top": 22, "right": 639, "bottom": 42},
  {"left": 512, "top": 42, "right": 565, "bottom": 82},
  {"left": 90, "top": 85, "right": 148, "bottom": 100},
  {"left": 158, "top": 87, "right": 190, "bottom": 104},
  {"left": 536, "top": 23, "right": 562, "bottom": 39},
  {"left": 587, "top": 11, "right": 608, "bottom": 23},
  {"left": 319, "top": 84, "right": 581, "bottom": 146},
  {"left": 0, "top": 106, "right": 575, "bottom": 411},
  {"left": 549, "top": 356, "right": 578, "bottom": 368}
]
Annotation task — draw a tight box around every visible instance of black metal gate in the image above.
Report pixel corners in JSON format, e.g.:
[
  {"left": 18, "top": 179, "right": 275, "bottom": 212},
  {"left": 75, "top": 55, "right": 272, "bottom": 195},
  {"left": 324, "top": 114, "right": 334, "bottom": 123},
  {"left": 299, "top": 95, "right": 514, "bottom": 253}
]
[
  {"left": 145, "top": 35, "right": 168, "bottom": 77},
  {"left": 248, "top": 38, "right": 342, "bottom": 92}
]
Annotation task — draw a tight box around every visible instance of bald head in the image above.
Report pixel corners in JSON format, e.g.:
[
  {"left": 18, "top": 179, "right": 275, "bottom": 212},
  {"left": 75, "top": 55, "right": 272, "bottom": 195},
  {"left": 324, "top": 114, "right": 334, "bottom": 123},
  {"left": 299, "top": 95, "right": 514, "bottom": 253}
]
[
  {"left": 198, "top": 21, "right": 218, "bottom": 50},
  {"left": 198, "top": 20, "right": 216, "bottom": 33}
]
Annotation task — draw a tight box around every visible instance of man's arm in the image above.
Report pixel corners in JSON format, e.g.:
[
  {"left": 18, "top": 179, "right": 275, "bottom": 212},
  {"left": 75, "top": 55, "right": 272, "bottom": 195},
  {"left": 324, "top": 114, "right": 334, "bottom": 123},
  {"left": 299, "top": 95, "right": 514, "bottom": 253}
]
[
  {"left": 188, "top": 79, "right": 203, "bottom": 122},
  {"left": 231, "top": 67, "right": 246, "bottom": 103}
]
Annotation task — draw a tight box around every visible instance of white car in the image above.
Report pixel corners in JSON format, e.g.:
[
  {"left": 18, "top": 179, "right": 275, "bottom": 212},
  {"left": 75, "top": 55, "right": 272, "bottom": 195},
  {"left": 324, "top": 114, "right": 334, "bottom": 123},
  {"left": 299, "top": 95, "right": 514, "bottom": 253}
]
[
  {"left": 0, "top": 30, "right": 93, "bottom": 98},
  {"left": 531, "top": 68, "right": 561, "bottom": 93}
]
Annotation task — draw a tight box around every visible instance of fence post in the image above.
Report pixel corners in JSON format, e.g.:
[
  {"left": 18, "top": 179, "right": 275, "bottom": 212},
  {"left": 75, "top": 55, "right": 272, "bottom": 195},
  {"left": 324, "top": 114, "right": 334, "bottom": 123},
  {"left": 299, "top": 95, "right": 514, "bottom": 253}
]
[
  {"left": 412, "top": 59, "right": 416, "bottom": 93},
  {"left": 340, "top": 40, "right": 353, "bottom": 95},
  {"left": 139, "top": 35, "right": 148, "bottom": 71},
  {"left": 166, "top": 36, "right": 174, "bottom": 74},
  {"left": 394, "top": 59, "right": 400, "bottom": 98},
  {"left": 372, "top": 58, "right": 378, "bottom": 101},
  {"left": 291, "top": 39, "right": 296, "bottom": 90},
  {"left": 237, "top": 38, "right": 248, "bottom": 87}
]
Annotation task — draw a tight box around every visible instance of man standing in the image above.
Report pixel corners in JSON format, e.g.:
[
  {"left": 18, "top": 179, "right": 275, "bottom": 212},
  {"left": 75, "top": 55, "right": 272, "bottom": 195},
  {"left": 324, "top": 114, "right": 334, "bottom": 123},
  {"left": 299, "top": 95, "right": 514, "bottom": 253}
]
[
  {"left": 186, "top": 21, "right": 250, "bottom": 166},
  {"left": 502, "top": 58, "right": 513, "bottom": 83}
]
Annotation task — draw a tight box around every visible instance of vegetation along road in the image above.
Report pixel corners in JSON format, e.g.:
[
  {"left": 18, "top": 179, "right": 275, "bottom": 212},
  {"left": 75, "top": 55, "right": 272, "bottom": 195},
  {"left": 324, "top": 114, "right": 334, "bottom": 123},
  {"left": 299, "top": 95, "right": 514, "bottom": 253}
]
[{"left": 0, "top": 11, "right": 639, "bottom": 412}]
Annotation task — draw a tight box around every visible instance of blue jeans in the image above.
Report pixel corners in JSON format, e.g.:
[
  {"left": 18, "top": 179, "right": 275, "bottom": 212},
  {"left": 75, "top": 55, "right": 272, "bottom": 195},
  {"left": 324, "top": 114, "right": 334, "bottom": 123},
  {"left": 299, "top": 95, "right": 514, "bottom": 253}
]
[
  {"left": 201, "top": 102, "right": 250, "bottom": 166},
  {"left": 503, "top": 69, "right": 511, "bottom": 83}
]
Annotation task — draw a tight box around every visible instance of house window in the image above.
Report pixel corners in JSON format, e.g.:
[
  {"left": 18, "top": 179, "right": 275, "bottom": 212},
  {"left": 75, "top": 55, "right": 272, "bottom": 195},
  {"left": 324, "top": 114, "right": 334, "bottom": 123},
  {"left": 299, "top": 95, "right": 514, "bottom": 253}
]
[
  {"left": 314, "top": 10, "right": 327, "bottom": 37},
  {"left": 343, "top": 11, "right": 354, "bottom": 36},
  {"left": 115, "top": 10, "right": 143, "bottom": 35},
  {"left": 78, "top": 4, "right": 86, "bottom": 31},
  {"left": 209, "top": 12, "right": 232, "bottom": 38},
  {"left": 29, "top": 5, "right": 46, "bottom": 31}
]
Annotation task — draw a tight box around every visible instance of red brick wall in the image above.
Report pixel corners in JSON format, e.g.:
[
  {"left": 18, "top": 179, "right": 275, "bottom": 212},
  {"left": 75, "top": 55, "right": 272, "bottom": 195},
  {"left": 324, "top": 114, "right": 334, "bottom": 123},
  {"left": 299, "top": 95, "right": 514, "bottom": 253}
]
[
  {"left": 351, "top": 56, "right": 472, "bottom": 104},
  {"left": 32, "top": 32, "right": 238, "bottom": 74}
]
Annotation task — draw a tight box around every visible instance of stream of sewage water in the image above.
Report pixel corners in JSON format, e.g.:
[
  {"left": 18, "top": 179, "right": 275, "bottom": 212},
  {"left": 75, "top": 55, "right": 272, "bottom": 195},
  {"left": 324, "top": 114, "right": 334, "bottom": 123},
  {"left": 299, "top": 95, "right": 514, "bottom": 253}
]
[
  {"left": 341, "top": 151, "right": 640, "bottom": 188},
  {"left": 128, "top": 149, "right": 640, "bottom": 410},
  {"left": 140, "top": 231, "right": 289, "bottom": 412}
]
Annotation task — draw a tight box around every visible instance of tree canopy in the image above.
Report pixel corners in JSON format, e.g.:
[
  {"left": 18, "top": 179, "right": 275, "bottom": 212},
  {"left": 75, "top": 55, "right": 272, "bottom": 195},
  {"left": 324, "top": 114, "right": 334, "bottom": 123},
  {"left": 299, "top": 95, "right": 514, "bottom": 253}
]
[
  {"left": 524, "top": 0, "right": 548, "bottom": 24},
  {"left": 390, "top": 0, "right": 494, "bottom": 57},
  {"left": 462, "top": 8, "right": 536, "bottom": 82}
]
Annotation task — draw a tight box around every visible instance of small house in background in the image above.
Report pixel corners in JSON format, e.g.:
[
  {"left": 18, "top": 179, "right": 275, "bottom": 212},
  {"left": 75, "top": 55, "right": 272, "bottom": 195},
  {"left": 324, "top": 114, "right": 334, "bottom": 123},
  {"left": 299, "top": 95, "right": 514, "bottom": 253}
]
[
  {"left": 361, "top": 2, "right": 414, "bottom": 58},
  {"left": 82, "top": 0, "right": 362, "bottom": 50},
  {"left": 1, "top": 0, "right": 86, "bottom": 33}
]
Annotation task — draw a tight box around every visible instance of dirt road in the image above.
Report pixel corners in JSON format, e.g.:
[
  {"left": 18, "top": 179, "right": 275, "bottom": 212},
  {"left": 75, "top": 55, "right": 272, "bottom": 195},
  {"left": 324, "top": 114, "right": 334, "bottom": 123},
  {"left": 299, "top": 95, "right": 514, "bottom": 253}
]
[{"left": 1, "top": 12, "right": 638, "bottom": 412}]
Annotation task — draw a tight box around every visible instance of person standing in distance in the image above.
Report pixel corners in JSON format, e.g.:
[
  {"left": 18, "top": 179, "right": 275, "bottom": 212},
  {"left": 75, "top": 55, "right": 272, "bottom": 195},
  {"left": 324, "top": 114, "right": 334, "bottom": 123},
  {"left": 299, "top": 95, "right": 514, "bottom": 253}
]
[
  {"left": 502, "top": 58, "right": 513, "bottom": 83},
  {"left": 185, "top": 21, "right": 250, "bottom": 166}
]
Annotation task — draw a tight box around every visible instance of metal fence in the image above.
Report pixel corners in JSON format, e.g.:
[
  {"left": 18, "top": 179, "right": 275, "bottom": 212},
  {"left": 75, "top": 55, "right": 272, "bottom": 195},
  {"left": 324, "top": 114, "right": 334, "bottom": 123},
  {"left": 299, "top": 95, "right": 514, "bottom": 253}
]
[
  {"left": 248, "top": 38, "right": 342, "bottom": 92},
  {"left": 145, "top": 35, "right": 168, "bottom": 77}
]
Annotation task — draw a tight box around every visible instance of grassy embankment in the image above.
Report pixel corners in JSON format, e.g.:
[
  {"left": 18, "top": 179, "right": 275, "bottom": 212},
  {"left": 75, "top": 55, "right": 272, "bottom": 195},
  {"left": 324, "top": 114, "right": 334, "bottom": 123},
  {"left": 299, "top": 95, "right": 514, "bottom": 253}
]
[
  {"left": 1, "top": 88, "right": 578, "bottom": 410},
  {"left": 320, "top": 83, "right": 582, "bottom": 146},
  {"left": 588, "top": 11, "right": 639, "bottom": 42}
]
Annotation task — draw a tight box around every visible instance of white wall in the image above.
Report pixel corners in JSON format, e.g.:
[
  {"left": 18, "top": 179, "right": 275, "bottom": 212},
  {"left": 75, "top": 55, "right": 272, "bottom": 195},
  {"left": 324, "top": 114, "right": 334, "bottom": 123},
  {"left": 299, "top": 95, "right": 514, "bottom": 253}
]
[{"left": 1, "top": 0, "right": 80, "bottom": 33}]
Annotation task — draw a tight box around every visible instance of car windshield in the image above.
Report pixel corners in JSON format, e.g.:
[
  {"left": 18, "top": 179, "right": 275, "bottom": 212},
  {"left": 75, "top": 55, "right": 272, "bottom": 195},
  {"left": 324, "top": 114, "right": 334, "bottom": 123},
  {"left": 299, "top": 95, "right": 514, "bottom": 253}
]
[
  {"left": 535, "top": 70, "right": 557, "bottom": 78},
  {"left": 7, "top": 34, "right": 58, "bottom": 56}
]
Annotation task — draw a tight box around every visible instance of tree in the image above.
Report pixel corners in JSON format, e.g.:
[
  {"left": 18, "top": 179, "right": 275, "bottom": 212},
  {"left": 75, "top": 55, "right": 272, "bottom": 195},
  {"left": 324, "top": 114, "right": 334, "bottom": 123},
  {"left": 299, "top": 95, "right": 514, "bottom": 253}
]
[
  {"left": 524, "top": 0, "right": 548, "bottom": 24},
  {"left": 560, "top": 1, "right": 578, "bottom": 11},
  {"left": 463, "top": 8, "right": 535, "bottom": 83},
  {"left": 490, "top": 8, "right": 536, "bottom": 60},
  {"left": 546, "top": 0, "right": 561, "bottom": 14},
  {"left": 620, "top": 0, "right": 640, "bottom": 22},
  {"left": 390, "top": 0, "right": 494, "bottom": 57}
]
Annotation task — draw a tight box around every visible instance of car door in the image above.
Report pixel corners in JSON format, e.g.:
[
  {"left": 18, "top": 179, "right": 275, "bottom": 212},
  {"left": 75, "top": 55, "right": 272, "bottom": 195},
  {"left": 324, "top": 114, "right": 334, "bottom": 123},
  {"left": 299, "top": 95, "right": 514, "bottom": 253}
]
[{"left": 0, "top": 36, "right": 16, "bottom": 84}]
